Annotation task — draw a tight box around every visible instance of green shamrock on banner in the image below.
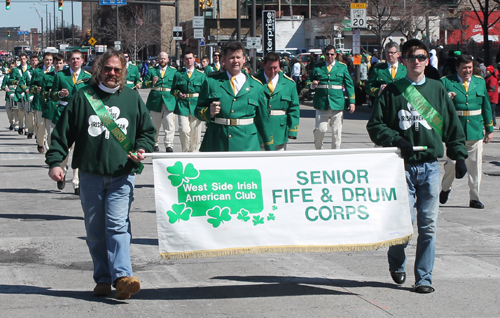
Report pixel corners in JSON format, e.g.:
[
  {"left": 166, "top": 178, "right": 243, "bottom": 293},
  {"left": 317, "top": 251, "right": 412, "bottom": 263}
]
[
  {"left": 207, "top": 206, "right": 232, "bottom": 228},
  {"left": 167, "top": 162, "right": 199, "bottom": 187},
  {"left": 167, "top": 203, "right": 192, "bottom": 224}
]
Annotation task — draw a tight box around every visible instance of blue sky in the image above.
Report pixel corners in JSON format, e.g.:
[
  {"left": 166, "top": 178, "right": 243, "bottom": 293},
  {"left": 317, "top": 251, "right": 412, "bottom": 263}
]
[{"left": 1, "top": 0, "right": 82, "bottom": 32}]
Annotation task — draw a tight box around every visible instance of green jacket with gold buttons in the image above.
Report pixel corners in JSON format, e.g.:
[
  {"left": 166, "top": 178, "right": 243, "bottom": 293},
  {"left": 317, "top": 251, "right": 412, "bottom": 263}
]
[
  {"left": 143, "top": 65, "right": 177, "bottom": 112},
  {"left": 308, "top": 61, "right": 355, "bottom": 110},
  {"left": 171, "top": 67, "right": 207, "bottom": 116}
]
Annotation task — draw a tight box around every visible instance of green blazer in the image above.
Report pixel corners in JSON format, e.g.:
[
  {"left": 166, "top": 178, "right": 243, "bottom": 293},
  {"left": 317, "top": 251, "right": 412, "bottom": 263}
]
[
  {"left": 41, "top": 70, "right": 58, "bottom": 121},
  {"left": 206, "top": 63, "right": 221, "bottom": 74},
  {"left": 255, "top": 70, "right": 300, "bottom": 145},
  {"left": 308, "top": 61, "right": 355, "bottom": 110},
  {"left": 441, "top": 74, "right": 494, "bottom": 140},
  {"left": 143, "top": 65, "right": 177, "bottom": 112},
  {"left": 171, "top": 67, "right": 207, "bottom": 116},
  {"left": 195, "top": 71, "right": 275, "bottom": 151},
  {"left": 365, "top": 62, "right": 407, "bottom": 98},
  {"left": 1, "top": 72, "right": 16, "bottom": 102},
  {"left": 29, "top": 66, "right": 53, "bottom": 111},
  {"left": 125, "top": 63, "right": 142, "bottom": 89},
  {"left": 10, "top": 66, "right": 32, "bottom": 102}
]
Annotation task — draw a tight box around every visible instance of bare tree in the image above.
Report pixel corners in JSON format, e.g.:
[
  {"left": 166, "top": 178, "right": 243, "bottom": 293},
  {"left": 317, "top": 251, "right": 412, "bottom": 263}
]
[
  {"left": 467, "top": 0, "right": 500, "bottom": 64},
  {"left": 365, "top": 0, "right": 404, "bottom": 51}
]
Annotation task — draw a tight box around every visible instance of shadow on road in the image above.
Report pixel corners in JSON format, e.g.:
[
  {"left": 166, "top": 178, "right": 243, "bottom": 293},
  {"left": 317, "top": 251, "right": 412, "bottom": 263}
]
[{"left": 0, "top": 213, "right": 84, "bottom": 221}]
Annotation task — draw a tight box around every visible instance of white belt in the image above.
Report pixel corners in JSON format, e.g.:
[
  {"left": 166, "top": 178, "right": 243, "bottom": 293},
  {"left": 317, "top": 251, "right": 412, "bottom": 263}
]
[
  {"left": 214, "top": 117, "right": 254, "bottom": 126},
  {"left": 152, "top": 87, "right": 171, "bottom": 92},
  {"left": 457, "top": 110, "right": 481, "bottom": 116},
  {"left": 270, "top": 109, "right": 286, "bottom": 116},
  {"left": 186, "top": 93, "right": 199, "bottom": 98},
  {"left": 316, "top": 84, "right": 343, "bottom": 89},
  {"left": 8, "top": 85, "right": 17, "bottom": 89},
  {"left": 127, "top": 81, "right": 134, "bottom": 84},
  {"left": 59, "top": 101, "right": 68, "bottom": 106}
]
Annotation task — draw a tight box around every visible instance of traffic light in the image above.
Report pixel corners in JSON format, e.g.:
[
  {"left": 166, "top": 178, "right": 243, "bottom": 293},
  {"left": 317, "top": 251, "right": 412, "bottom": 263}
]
[
  {"left": 7, "top": 30, "right": 10, "bottom": 37},
  {"left": 199, "top": 0, "right": 205, "bottom": 10},
  {"left": 58, "top": 0, "right": 63, "bottom": 11},
  {"left": 206, "top": 0, "right": 212, "bottom": 7},
  {"left": 6, "top": 0, "right": 10, "bottom": 10}
]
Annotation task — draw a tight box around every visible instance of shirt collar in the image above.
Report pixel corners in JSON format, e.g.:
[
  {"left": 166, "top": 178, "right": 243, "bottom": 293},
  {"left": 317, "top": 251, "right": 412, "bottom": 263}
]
[{"left": 406, "top": 75, "right": 426, "bottom": 86}]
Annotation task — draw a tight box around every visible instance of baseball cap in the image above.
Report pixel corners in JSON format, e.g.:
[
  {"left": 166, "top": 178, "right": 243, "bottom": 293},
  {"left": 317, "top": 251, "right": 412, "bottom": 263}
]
[{"left": 486, "top": 65, "right": 495, "bottom": 73}]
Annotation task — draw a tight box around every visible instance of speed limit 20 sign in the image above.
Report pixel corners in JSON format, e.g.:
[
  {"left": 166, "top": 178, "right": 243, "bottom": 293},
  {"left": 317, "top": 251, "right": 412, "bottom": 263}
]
[{"left": 350, "top": 3, "right": 367, "bottom": 28}]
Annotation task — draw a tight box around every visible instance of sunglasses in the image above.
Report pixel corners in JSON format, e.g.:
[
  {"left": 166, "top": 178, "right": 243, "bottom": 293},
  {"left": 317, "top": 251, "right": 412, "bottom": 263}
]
[
  {"left": 324, "top": 53, "right": 336, "bottom": 56},
  {"left": 404, "top": 55, "right": 428, "bottom": 62},
  {"left": 213, "top": 54, "right": 220, "bottom": 57},
  {"left": 103, "top": 66, "right": 123, "bottom": 73}
]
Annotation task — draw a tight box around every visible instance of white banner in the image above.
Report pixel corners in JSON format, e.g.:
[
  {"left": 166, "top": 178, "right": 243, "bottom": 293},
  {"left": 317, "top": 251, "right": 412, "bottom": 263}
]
[{"left": 153, "top": 149, "right": 413, "bottom": 259}]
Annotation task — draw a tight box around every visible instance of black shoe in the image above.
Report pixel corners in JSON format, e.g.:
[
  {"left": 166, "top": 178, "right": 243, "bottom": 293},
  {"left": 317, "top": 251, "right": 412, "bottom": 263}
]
[
  {"left": 57, "top": 174, "right": 66, "bottom": 190},
  {"left": 469, "top": 200, "right": 484, "bottom": 209},
  {"left": 390, "top": 271, "right": 406, "bottom": 284},
  {"left": 18, "top": 128, "right": 24, "bottom": 135},
  {"left": 414, "top": 285, "right": 435, "bottom": 293},
  {"left": 166, "top": 147, "right": 174, "bottom": 153},
  {"left": 74, "top": 188, "right": 80, "bottom": 196},
  {"left": 439, "top": 190, "right": 450, "bottom": 204},
  {"left": 153, "top": 146, "right": 159, "bottom": 152},
  {"left": 9, "top": 124, "right": 14, "bottom": 131},
  {"left": 37, "top": 146, "right": 45, "bottom": 153},
  {"left": 27, "top": 133, "right": 33, "bottom": 139}
]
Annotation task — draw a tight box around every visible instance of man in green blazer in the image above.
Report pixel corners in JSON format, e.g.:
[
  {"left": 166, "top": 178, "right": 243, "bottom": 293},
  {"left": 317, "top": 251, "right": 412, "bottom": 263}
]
[
  {"left": 195, "top": 41, "right": 274, "bottom": 152},
  {"left": 171, "top": 51, "right": 207, "bottom": 152},
  {"left": 365, "top": 41, "right": 407, "bottom": 99},
  {"left": 440, "top": 54, "right": 494, "bottom": 209},
  {"left": 29, "top": 52, "right": 53, "bottom": 153},
  {"left": 10, "top": 53, "right": 33, "bottom": 135},
  {"left": 255, "top": 52, "right": 300, "bottom": 150},
  {"left": 50, "top": 50, "right": 92, "bottom": 195},
  {"left": 143, "top": 52, "right": 177, "bottom": 152},
  {"left": 205, "top": 51, "right": 221, "bottom": 74},
  {"left": 308, "top": 45, "right": 355, "bottom": 149},
  {"left": 124, "top": 53, "right": 142, "bottom": 90},
  {"left": 42, "top": 53, "right": 65, "bottom": 153}
]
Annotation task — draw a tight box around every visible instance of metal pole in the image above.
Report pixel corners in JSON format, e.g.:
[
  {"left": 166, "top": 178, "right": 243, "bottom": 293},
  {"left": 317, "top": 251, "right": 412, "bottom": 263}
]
[
  {"left": 237, "top": 0, "right": 241, "bottom": 41},
  {"left": 251, "top": 0, "right": 256, "bottom": 71},
  {"left": 41, "top": 17, "right": 44, "bottom": 49},
  {"left": 72, "top": 1, "right": 74, "bottom": 46},
  {"left": 62, "top": 9, "right": 64, "bottom": 44},
  {"left": 53, "top": 1, "right": 56, "bottom": 45},
  {"left": 176, "top": 0, "right": 180, "bottom": 63},
  {"left": 116, "top": 5, "right": 120, "bottom": 42}
]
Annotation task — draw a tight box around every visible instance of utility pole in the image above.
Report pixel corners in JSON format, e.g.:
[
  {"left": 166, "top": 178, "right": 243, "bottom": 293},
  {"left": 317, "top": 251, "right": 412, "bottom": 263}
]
[{"left": 251, "top": 0, "right": 256, "bottom": 71}]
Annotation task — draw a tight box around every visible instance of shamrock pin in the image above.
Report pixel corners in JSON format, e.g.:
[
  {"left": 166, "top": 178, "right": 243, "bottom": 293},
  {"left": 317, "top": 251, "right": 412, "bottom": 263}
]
[
  {"left": 267, "top": 213, "right": 275, "bottom": 221},
  {"left": 166, "top": 203, "right": 192, "bottom": 224},
  {"left": 166, "top": 161, "right": 199, "bottom": 187},
  {"left": 252, "top": 215, "right": 264, "bottom": 226},
  {"left": 206, "top": 206, "right": 232, "bottom": 228},
  {"left": 237, "top": 209, "right": 250, "bottom": 222}
]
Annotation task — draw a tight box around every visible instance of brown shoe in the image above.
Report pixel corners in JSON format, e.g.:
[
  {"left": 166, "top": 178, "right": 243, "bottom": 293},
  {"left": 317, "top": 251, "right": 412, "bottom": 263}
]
[
  {"left": 115, "top": 276, "right": 140, "bottom": 300},
  {"left": 93, "top": 283, "right": 111, "bottom": 297}
]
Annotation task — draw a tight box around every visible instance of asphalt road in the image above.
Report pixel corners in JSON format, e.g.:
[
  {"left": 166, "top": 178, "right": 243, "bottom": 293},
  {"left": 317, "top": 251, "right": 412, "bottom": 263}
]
[{"left": 0, "top": 90, "right": 499, "bottom": 317}]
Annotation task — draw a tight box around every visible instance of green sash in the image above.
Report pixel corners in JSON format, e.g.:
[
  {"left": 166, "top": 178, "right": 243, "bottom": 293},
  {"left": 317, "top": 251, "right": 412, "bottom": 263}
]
[
  {"left": 394, "top": 79, "right": 444, "bottom": 138},
  {"left": 83, "top": 86, "right": 143, "bottom": 173}
]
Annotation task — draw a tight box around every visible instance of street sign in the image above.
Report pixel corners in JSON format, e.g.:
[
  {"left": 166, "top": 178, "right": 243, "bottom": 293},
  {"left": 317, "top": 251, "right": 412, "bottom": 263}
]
[
  {"left": 114, "top": 41, "right": 121, "bottom": 51},
  {"left": 262, "top": 10, "right": 276, "bottom": 54},
  {"left": 99, "top": 0, "right": 126, "bottom": 5},
  {"left": 200, "top": 37, "right": 205, "bottom": 46},
  {"left": 192, "top": 16, "right": 204, "bottom": 29},
  {"left": 193, "top": 29, "right": 204, "bottom": 39},
  {"left": 17, "top": 31, "right": 29, "bottom": 35},
  {"left": 173, "top": 26, "right": 182, "bottom": 41},
  {"left": 59, "top": 44, "right": 69, "bottom": 50},
  {"left": 88, "top": 37, "right": 97, "bottom": 46},
  {"left": 350, "top": 3, "right": 367, "bottom": 29},
  {"left": 246, "top": 37, "right": 260, "bottom": 49},
  {"left": 95, "top": 45, "right": 107, "bottom": 53},
  {"left": 352, "top": 29, "right": 360, "bottom": 55}
]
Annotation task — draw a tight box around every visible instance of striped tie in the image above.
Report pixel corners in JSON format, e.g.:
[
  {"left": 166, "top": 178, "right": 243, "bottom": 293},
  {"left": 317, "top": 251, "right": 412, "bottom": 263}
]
[
  {"left": 268, "top": 79, "right": 274, "bottom": 94},
  {"left": 230, "top": 76, "right": 236, "bottom": 94}
]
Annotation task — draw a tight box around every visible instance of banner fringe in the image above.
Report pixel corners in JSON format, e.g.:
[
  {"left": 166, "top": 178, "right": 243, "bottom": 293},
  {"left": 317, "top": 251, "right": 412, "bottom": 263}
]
[{"left": 160, "top": 234, "right": 413, "bottom": 260}]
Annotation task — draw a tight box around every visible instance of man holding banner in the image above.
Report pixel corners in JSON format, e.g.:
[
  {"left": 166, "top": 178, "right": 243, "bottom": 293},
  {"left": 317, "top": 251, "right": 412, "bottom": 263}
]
[
  {"left": 367, "top": 39, "right": 468, "bottom": 294},
  {"left": 46, "top": 48, "right": 155, "bottom": 300},
  {"left": 195, "top": 41, "right": 275, "bottom": 151}
]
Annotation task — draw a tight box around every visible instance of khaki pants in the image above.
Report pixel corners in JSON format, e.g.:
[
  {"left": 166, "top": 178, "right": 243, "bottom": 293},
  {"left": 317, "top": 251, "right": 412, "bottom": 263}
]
[
  {"left": 150, "top": 103, "right": 175, "bottom": 148},
  {"left": 441, "top": 139, "right": 483, "bottom": 201},
  {"left": 313, "top": 109, "right": 343, "bottom": 149},
  {"left": 35, "top": 110, "right": 45, "bottom": 147},
  {"left": 44, "top": 118, "right": 55, "bottom": 152},
  {"left": 178, "top": 114, "right": 202, "bottom": 152},
  {"left": 261, "top": 143, "right": 287, "bottom": 151},
  {"left": 61, "top": 144, "right": 79, "bottom": 190},
  {"left": 5, "top": 96, "right": 19, "bottom": 128}
]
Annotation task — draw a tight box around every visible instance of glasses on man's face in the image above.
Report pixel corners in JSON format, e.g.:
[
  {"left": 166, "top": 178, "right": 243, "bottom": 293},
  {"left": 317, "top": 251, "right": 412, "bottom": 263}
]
[
  {"left": 324, "top": 53, "right": 336, "bottom": 56},
  {"left": 404, "top": 55, "right": 428, "bottom": 62},
  {"left": 103, "top": 66, "right": 123, "bottom": 74}
]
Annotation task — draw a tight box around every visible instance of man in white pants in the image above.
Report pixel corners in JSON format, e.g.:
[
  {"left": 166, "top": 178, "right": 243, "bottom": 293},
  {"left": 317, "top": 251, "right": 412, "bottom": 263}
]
[
  {"left": 144, "top": 52, "right": 177, "bottom": 152},
  {"left": 171, "top": 51, "right": 206, "bottom": 152},
  {"left": 308, "top": 45, "right": 355, "bottom": 149}
]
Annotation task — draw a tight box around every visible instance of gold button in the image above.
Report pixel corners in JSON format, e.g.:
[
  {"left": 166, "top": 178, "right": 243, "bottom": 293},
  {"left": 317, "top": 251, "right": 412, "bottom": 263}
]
[
  {"left": 466, "top": 103, "right": 469, "bottom": 105},
  {"left": 233, "top": 98, "right": 236, "bottom": 101},
  {"left": 467, "top": 120, "right": 470, "bottom": 122},
  {"left": 328, "top": 95, "right": 330, "bottom": 97},
  {"left": 229, "top": 135, "right": 232, "bottom": 138},
  {"left": 231, "top": 110, "right": 234, "bottom": 113},
  {"left": 269, "top": 105, "right": 272, "bottom": 108},
  {"left": 270, "top": 97, "right": 273, "bottom": 100},
  {"left": 328, "top": 80, "right": 330, "bottom": 83},
  {"left": 466, "top": 94, "right": 468, "bottom": 97}
]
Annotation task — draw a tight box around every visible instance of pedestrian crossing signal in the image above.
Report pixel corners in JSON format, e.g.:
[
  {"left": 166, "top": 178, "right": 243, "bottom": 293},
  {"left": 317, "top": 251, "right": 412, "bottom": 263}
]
[
  {"left": 58, "top": 0, "right": 63, "bottom": 11},
  {"left": 6, "top": 0, "right": 10, "bottom": 10},
  {"left": 199, "top": 0, "right": 205, "bottom": 10}
]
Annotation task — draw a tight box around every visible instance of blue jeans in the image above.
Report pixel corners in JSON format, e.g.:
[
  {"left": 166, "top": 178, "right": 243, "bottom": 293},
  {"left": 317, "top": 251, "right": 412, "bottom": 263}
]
[
  {"left": 388, "top": 160, "right": 440, "bottom": 287},
  {"left": 79, "top": 171, "right": 135, "bottom": 285}
]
